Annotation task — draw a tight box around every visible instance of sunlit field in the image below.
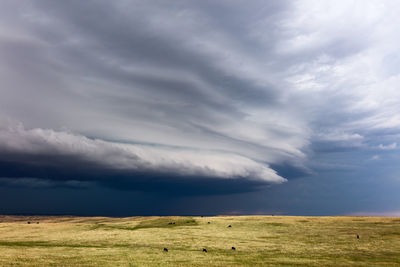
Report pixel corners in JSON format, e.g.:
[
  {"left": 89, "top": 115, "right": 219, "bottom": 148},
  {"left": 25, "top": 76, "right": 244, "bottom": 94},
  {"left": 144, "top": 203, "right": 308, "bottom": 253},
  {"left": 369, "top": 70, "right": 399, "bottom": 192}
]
[{"left": 0, "top": 215, "right": 400, "bottom": 266}]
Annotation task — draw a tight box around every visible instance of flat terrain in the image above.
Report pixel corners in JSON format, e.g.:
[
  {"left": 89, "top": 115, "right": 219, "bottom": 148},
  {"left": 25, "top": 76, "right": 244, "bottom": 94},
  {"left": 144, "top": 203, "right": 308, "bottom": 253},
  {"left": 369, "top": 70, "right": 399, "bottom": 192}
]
[{"left": 0, "top": 215, "right": 400, "bottom": 266}]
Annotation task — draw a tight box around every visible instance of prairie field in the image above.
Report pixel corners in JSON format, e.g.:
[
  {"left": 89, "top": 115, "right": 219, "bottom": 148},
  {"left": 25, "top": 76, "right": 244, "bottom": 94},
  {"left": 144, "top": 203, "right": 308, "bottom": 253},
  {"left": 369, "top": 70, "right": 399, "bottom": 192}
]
[{"left": 0, "top": 215, "right": 400, "bottom": 266}]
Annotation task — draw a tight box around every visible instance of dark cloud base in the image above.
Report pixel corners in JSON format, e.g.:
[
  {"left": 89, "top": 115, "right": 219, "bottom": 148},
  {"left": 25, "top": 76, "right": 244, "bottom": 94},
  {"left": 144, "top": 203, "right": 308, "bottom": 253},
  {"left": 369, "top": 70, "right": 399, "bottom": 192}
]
[
  {"left": 0, "top": 153, "right": 267, "bottom": 196},
  {"left": 269, "top": 162, "right": 311, "bottom": 179}
]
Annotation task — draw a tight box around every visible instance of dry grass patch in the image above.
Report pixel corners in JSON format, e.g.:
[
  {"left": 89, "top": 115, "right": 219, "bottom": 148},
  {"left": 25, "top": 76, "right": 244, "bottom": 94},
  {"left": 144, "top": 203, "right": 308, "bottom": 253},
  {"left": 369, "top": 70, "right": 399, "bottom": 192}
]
[{"left": 1, "top": 215, "right": 400, "bottom": 266}]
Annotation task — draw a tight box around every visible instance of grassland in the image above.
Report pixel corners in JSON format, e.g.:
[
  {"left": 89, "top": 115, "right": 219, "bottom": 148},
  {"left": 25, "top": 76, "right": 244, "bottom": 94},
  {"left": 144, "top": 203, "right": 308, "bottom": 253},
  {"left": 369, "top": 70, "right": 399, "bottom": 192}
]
[{"left": 0, "top": 215, "right": 400, "bottom": 266}]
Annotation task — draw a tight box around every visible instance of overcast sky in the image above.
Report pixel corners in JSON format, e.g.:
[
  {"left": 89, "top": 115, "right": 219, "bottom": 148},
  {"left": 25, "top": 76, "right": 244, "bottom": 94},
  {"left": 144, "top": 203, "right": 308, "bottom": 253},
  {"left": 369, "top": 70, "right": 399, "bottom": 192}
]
[{"left": 1, "top": 0, "right": 400, "bottom": 216}]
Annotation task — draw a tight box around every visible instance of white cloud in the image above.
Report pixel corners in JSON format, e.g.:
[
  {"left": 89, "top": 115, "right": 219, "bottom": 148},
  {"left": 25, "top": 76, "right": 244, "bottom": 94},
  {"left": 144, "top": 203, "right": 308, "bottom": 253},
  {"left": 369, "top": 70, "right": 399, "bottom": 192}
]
[
  {"left": 315, "top": 132, "right": 364, "bottom": 142},
  {"left": 378, "top": 143, "right": 397, "bottom": 150},
  {"left": 370, "top": 155, "right": 380, "bottom": 161},
  {"left": 0, "top": 119, "right": 285, "bottom": 183}
]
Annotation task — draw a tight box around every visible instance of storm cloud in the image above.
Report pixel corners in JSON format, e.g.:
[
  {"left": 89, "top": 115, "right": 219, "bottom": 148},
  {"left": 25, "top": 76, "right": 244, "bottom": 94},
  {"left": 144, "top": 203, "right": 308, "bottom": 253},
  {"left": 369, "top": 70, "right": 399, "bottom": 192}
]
[
  {"left": 1, "top": 0, "right": 400, "bottom": 214},
  {"left": 0, "top": 118, "right": 283, "bottom": 193}
]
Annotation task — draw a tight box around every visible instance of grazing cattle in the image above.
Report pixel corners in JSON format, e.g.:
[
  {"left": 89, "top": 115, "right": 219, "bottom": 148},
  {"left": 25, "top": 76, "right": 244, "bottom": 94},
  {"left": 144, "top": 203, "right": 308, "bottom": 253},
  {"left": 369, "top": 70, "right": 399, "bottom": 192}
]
[
  {"left": 164, "top": 248, "right": 168, "bottom": 252},
  {"left": 228, "top": 225, "right": 232, "bottom": 228},
  {"left": 357, "top": 234, "right": 360, "bottom": 239},
  {"left": 27, "top": 221, "right": 30, "bottom": 224},
  {"left": 202, "top": 248, "right": 207, "bottom": 252},
  {"left": 207, "top": 222, "right": 211, "bottom": 224},
  {"left": 232, "top": 247, "right": 236, "bottom": 250}
]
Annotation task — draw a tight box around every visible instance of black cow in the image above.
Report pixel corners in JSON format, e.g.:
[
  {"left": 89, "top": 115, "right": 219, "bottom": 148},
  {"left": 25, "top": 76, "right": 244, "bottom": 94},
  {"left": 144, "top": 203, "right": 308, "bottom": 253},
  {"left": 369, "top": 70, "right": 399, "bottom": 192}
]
[
  {"left": 232, "top": 247, "right": 236, "bottom": 250},
  {"left": 357, "top": 234, "right": 360, "bottom": 239},
  {"left": 164, "top": 248, "right": 168, "bottom": 252},
  {"left": 228, "top": 225, "right": 232, "bottom": 228},
  {"left": 202, "top": 248, "right": 207, "bottom": 252}
]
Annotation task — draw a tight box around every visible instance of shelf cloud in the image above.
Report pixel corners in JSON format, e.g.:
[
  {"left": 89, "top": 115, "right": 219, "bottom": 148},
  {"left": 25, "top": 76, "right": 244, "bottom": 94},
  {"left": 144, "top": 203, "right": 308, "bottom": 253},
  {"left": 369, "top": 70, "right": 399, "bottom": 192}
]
[
  {"left": 1, "top": 0, "right": 400, "bottom": 212},
  {"left": 0, "top": 118, "right": 285, "bottom": 193}
]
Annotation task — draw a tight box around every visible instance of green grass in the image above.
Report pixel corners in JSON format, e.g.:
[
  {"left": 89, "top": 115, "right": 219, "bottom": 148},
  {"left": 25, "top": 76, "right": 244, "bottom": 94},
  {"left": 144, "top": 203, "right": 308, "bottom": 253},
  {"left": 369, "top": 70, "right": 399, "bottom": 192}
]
[{"left": 0, "top": 215, "right": 400, "bottom": 266}]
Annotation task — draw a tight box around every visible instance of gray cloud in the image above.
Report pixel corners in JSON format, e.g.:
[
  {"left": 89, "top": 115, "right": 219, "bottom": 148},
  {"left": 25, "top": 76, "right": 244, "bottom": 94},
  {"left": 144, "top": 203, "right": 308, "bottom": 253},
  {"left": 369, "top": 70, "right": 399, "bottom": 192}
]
[
  {"left": 0, "top": 119, "right": 284, "bottom": 190},
  {"left": 0, "top": 177, "right": 92, "bottom": 189},
  {"left": 1, "top": 0, "right": 400, "bottom": 200},
  {"left": 0, "top": 0, "right": 308, "bottom": 164}
]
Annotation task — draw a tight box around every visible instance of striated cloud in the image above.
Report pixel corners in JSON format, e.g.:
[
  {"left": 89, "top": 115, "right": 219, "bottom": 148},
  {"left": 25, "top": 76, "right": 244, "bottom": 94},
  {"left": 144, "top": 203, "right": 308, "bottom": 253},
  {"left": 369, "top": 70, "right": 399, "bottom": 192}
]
[
  {"left": 1, "top": 0, "right": 400, "bottom": 201},
  {"left": 0, "top": 119, "right": 284, "bottom": 193}
]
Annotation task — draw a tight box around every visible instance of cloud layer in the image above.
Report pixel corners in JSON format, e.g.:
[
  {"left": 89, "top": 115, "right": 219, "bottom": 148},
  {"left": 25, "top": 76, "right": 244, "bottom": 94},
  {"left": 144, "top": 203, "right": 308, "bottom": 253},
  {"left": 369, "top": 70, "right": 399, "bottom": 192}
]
[
  {"left": 1, "top": 0, "right": 400, "bottom": 199},
  {"left": 0, "top": 119, "right": 284, "bottom": 186}
]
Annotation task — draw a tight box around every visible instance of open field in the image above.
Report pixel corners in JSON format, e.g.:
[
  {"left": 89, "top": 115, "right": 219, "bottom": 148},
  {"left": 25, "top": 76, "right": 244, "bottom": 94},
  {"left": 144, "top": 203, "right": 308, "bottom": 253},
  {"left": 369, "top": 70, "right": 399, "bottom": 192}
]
[{"left": 0, "top": 216, "right": 400, "bottom": 266}]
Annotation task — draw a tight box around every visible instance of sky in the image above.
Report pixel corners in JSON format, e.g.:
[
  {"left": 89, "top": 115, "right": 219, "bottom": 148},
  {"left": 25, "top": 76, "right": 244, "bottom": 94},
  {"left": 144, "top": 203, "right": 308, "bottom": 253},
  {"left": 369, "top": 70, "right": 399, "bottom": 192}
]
[{"left": 1, "top": 0, "right": 400, "bottom": 216}]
